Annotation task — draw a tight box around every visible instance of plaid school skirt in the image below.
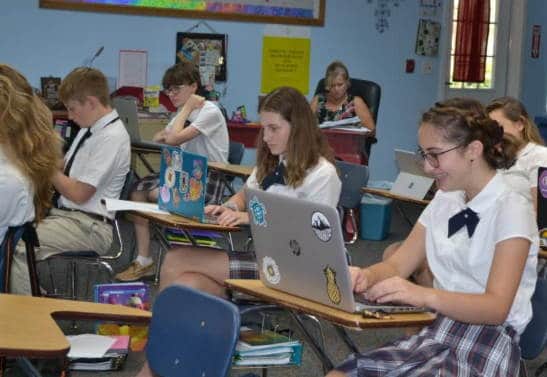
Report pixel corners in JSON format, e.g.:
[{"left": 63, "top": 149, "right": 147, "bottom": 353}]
[
  {"left": 335, "top": 314, "right": 520, "bottom": 377},
  {"left": 134, "top": 170, "right": 224, "bottom": 205},
  {"left": 228, "top": 250, "right": 259, "bottom": 280}
]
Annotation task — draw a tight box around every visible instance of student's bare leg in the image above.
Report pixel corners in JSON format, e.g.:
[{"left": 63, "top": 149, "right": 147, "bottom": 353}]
[{"left": 159, "top": 246, "right": 230, "bottom": 297}]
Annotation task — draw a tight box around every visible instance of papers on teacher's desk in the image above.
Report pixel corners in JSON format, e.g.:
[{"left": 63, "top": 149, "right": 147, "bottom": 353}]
[
  {"left": 102, "top": 198, "right": 169, "bottom": 215},
  {"left": 318, "top": 116, "right": 370, "bottom": 133}
]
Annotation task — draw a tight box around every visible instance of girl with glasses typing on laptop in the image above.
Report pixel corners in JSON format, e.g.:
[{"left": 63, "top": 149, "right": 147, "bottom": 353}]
[
  {"left": 327, "top": 106, "right": 539, "bottom": 377},
  {"left": 135, "top": 86, "right": 341, "bottom": 377}
]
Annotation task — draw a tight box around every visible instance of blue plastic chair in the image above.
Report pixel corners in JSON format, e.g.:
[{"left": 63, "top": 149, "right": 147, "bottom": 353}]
[{"left": 147, "top": 284, "right": 240, "bottom": 377}]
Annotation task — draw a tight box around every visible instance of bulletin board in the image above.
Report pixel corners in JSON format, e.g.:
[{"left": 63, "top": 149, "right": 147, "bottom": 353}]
[
  {"left": 176, "top": 33, "right": 227, "bottom": 84},
  {"left": 40, "top": 0, "right": 326, "bottom": 26}
]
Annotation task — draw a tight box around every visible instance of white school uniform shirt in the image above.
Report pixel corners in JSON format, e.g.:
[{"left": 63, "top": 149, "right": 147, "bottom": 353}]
[
  {"left": 0, "top": 147, "right": 34, "bottom": 244},
  {"left": 59, "top": 110, "right": 130, "bottom": 219},
  {"left": 503, "top": 142, "right": 547, "bottom": 191},
  {"left": 419, "top": 173, "right": 538, "bottom": 334},
  {"left": 165, "top": 101, "right": 229, "bottom": 163},
  {"left": 245, "top": 156, "right": 342, "bottom": 208}
]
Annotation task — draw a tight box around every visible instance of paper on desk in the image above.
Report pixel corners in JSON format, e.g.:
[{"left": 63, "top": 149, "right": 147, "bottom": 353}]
[
  {"left": 102, "top": 198, "right": 169, "bottom": 215},
  {"left": 319, "top": 116, "right": 361, "bottom": 129},
  {"left": 67, "top": 334, "right": 116, "bottom": 358}
]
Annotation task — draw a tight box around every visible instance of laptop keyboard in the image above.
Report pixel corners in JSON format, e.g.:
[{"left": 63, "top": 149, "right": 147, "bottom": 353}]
[
  {"left": 354, "top": 294, "right": 425, "bottom": 313},
  {"left": 202, "top": 214, "right": 219, "bottom": 224}
]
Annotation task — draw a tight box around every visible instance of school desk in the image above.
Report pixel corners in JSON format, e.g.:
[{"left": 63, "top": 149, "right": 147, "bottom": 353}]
[
  {"left": 0, "top": 293, "right": 150, "bottom": 376},
  {"left": 227, "top": 122, "right": 372, "bottom": 165},
  {"left": 362, "top": 187, "right": 430, "bottom": 227},
  {"left": 225, "top": 279, "right": 436, "bottom": 371},
  {"left": 132, "top": 210, "right": 241, "bottom": 285},
  {"left": 208, "top": 161, "right": 253, "bottom": 179}
]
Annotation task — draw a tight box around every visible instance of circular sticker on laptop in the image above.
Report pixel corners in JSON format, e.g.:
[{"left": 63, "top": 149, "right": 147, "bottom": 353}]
[
  {"left": 540, "top": 169, "right": 547, "bottom": 198},
  {"left": 262, "top": 256, "right": 280, "bottom": 285},
  {"left": 164, "top": 166, "right": 176, "bottom": 188},
  {"left": 311, "top": 211, "right": 332, "bottom": 242}
]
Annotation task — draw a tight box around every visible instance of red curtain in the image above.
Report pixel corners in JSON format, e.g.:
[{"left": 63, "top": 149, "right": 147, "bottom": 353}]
[{"left": 452, "top": 0, "right": 490, "bottom": 83}]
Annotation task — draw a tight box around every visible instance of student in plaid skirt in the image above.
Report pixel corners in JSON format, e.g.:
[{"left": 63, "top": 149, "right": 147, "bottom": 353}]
[
  {"left": 328, "top": 105, "right": 539, "bottom": 377},
  {"left": 115, "top": 61, "right": 229, "bottom": 282},
  {"left": 135, "top": 86, "right": 342, "bottom": 377}
]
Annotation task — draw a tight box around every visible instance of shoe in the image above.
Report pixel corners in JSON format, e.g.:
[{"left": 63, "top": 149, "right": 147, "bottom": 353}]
[{"left": 115, "top": 261, "right": 155, "bottom": 282}]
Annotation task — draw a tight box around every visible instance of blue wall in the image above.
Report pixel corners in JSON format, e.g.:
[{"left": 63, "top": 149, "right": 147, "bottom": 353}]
[
  {"left": 522, "top": 0, "right": 547, "bottom": 118},
  {"left": 1, "top": 1, "right": 447, "bottom": 181}
]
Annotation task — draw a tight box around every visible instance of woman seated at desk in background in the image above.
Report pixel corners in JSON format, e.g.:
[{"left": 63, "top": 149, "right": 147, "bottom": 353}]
[
  {"left": 135, "top": 86, "right": 341, "bottom": 377},
  {"left": 487, "top": 96, "right": 547, "bottom": 212},
  {"left": 0, "top": 64, "right": 61, "bottom": 245},
  {"left": 328, "top": 104, "right": 538, "bottom": 377},
  {"left": 310, "top": 60, "right": 376, "bottom": 133}
]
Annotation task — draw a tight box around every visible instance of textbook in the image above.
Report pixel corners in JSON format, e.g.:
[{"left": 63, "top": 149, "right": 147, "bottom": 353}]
[
  {"left": 68, "top": 335, "right": 129, "bottom": 371},
  {"left": 93, "top": 282, "right": 150, "bottom": 351},
  {"left": 233, "top": 327, "right": 303, "bottom": 366},
  {"left": 319, "top": 116, "right": 361, "bottom": 129}
]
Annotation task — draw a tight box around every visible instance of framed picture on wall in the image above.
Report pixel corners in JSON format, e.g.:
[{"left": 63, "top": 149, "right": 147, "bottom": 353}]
[
  {"left": 176, "top": 32, "right": 227, "bottom": 86},
  {"left": 40, "top": 76, "right": 62, "bottom": 109},
  {"left": 415, "top": 19, "right": 441, "bottom": 57}
]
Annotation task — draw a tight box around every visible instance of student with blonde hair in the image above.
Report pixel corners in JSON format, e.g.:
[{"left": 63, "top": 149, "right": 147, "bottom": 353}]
[
  {"left": 487, "top": 96, "right": 547, "bottom": 210},
  {"left": 11, "top": 67, "right": 131, "bottom": 295},
  {"left": 0, "top": 64, "right": 61, "bottom": 244}
]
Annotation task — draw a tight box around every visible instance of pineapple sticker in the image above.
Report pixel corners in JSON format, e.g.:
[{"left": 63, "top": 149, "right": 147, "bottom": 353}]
[{"left": 323, "top": 266, "right": 341, "bottom": 305}]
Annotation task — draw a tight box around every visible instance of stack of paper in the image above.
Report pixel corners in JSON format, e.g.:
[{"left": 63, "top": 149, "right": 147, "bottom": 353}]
[
  {"left": 233, "top": 327, "right": 302, "bottom": 366},
  {"left": 67, "top": 334, "right": 130, "bottom": 371},
  {"left": 319, "top": 116, "right": 362, "bottom": 129}
]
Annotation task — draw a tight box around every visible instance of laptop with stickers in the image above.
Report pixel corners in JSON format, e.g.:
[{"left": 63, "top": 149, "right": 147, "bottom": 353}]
[
  {"left": 391, "top": 149, "right": 434, "bottom": 200},
  {"left": 245, "top": 188, "right": 425, "bottom": 314},
  {"left": 158, "top": 145, "right": 216, "bottom": 223}
]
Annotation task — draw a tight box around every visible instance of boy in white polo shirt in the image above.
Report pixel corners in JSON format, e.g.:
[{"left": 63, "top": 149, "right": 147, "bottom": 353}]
[{"left": 11, "top": 67, "right": 131, "bottom": 295}]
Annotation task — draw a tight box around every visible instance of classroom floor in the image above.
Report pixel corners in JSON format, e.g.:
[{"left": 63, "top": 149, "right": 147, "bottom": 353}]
[{"left": 5, "top": 202, "right": 547, "bottom": 376}]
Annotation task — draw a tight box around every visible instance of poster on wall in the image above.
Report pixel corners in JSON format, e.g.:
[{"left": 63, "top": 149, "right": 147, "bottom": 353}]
[
  {"left": 261, "top": 36, "right": 310, "bottom": 94},
  {"left": 176, "top": 32, "right": 227, "bottom": 87},
  {"left": 415, "top": 19, "right": 441, "bottom": 57}
]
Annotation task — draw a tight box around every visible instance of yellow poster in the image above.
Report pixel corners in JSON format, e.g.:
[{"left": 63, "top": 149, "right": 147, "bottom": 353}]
[{"left": 261, "top": 36, "right": 310, "bottom": 94}]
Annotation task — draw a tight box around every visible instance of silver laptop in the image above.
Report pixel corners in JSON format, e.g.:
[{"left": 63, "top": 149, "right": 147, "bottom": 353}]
[
  {"left": 112, "top": 97, "right": 164, "bottom": 150},
  {"left": 245, "top": 188, "right": 425, "bottom": 314},
  {"left": 391, "top": 149, "right": 434, "bottom": 200}
]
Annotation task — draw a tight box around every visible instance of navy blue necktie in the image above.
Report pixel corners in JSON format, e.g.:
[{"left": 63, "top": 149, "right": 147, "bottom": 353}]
[
  {"left": 448, "top": 207, "right": 479, "bottom": 238},
  {"left": 261, "top": 163, "right": 286, "bottom": 190}
]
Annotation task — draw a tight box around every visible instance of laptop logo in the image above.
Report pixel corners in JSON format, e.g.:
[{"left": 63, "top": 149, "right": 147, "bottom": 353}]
[
  {"left": 311, "top": 211, "right": 332, "bottom": 242},
  {"left": 289, "top": 239, "right": 301, "bottom": 256}
]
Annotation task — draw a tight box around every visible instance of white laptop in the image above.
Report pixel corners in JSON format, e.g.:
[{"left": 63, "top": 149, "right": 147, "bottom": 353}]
[
  {"left": 391, "top": 149, "right": 434, "bottom": 200},
  {"left": 112, "top": 97, "right": 164, "bottom": 150},
  {"left": 245, "top": 188, "right": 425, "bottom": 314}
]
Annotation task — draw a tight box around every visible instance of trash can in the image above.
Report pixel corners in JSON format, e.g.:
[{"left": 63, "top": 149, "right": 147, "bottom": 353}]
[{"left": 359, "top": 194, "right": 392, "bottom": 240}]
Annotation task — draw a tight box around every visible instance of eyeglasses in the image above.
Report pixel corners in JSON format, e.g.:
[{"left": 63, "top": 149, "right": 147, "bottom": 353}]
[
  {"left": 417, "top": 144, "right": 463, "bottom": 168},
  {"left": 164, "top": 84, "right": 187, "bottom": 95}
]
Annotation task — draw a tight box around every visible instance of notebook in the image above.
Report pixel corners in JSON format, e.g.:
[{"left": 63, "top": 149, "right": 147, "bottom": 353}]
[
  {"left": 158, "top": 145, "right": 214, "bottom": 223},
  {"left": 538, "top": 166, "right": 547, "bottom": 249},
  {"left": 245, "top": 188, "right": 425, "bottom": 314},
  {"left": 391, "top": 149, "right": 434, "bottom": 200}
]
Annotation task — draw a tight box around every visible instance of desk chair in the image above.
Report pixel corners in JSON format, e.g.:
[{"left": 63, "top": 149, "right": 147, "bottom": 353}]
[
  {"left": 40, "top": 170, "right": 137, "bottom": 300},
  {"left": 147, "top": 284, "right": 240, "bottom": 377},
  {"left": 314, "top": 78, "right": 381, "bottom": 159},
  {"left": 220, "top": 141, "right": 246, "bottom": 197},
  {"left": 1, "top": 222, "right": 40, "bottom": 296},
  {"left": 335, "top": 160, "right": 370, "bottom": 244}
]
